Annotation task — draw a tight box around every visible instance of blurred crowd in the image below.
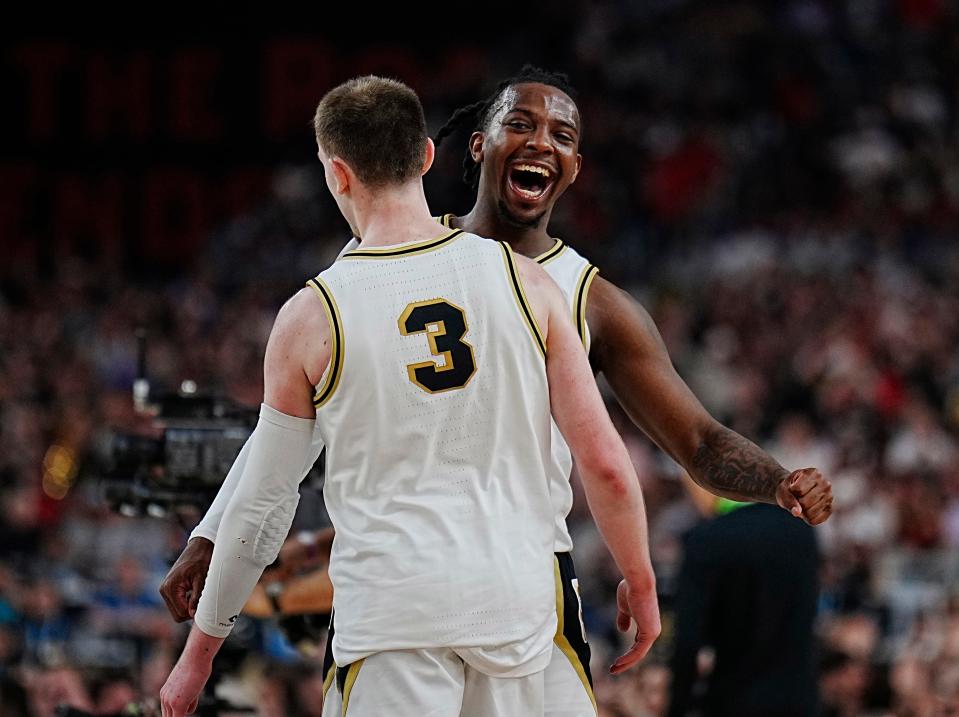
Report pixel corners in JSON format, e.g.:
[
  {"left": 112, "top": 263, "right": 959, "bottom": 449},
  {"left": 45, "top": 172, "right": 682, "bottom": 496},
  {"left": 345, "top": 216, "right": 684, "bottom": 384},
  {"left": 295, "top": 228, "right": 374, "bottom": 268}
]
[{"left": 3, "top": 0, "right": 959, "bottom": 715}]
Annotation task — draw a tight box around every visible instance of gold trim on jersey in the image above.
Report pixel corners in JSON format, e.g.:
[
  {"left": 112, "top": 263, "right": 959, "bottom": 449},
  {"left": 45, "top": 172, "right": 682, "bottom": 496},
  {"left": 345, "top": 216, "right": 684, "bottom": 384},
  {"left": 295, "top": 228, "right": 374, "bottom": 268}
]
[
  {"left": 573, "top": 264, "right": 599, "bottom": 349},
  {"left": 307, "top": 277, "right": 344, "bottom": 408},
  {"left": 535, "top": 239, "right": 567, "bottom": 265},
  {"left": 499, "top": 242, "right": 547, "bottom": 359},
  {"left": 341, "top": 228, "right": 463, "bottom": 259},
  {"left": 341, "top": 659, "right": 365, "bottom": 717},
  {"left": 322, "top": 663, "right": 336, "bottom": 700},
  {"left": 434, "top": 214, "right": 566, "bottom": 265},
  {"left": 554, "top": 558, "right": 599, "bottom": 714}
]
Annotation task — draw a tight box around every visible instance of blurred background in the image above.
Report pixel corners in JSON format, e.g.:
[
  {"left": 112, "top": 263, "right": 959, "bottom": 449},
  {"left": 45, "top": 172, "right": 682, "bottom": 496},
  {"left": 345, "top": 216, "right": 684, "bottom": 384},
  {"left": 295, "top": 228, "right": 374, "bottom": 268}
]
[{"left": 2, "top": 1, "right": 959, "bottom": 715}]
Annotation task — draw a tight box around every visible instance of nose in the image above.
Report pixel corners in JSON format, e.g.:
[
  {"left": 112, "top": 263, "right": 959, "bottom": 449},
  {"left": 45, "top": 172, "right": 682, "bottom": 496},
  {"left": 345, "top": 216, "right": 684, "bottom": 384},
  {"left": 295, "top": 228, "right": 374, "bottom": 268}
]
[{"left": 525, "top": 124, "right": 553, "bottom": 153}]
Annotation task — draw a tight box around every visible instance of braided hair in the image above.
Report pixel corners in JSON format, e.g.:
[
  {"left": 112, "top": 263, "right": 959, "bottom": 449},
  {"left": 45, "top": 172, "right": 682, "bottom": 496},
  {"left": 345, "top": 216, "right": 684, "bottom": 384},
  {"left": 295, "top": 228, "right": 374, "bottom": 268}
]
[{"left": 433, "top": 65, "right": 578, "bottom": 189}]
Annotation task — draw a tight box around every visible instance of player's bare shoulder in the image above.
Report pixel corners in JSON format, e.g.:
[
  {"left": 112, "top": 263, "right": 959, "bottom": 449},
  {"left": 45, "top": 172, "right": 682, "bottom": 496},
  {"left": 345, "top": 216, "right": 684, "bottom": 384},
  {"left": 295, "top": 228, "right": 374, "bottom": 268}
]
[
  {"left": 584, "top": 275, "right": 665, "bottom": 358},
  {"left": 512, "top": 251, "right": 555, "bottom": 289},
  {"left": 266, "top": 286, "right": 333, "bottom": 388},
  {"left": 583, "top": 274, "right": 640, "bottom": 319},
  {"left": 271, "top": 287, "right": 331, "bottom": 345}
]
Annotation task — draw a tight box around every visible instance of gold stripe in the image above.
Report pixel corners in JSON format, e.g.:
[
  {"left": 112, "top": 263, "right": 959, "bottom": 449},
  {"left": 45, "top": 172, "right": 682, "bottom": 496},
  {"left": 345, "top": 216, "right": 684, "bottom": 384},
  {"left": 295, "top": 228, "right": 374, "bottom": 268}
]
[
  {"left": 573, "top": 265, "right": 599, "bottom": 349},
  {"left": 535, "top": 239, "right": 566, "bottom": 265},
  {"left": 554, "top": 558, "right": 598, "bottom": 715},
  {"left": 342, "top": 228, "right": 462, "bottom": 259},
  {"left": 499, "top": 243, "right": 546, "bottom": 358},
  {"left": 307, "top": 278, "right": 344, "bottom": 407},
  {"left": 322, "top": 664, "right": 336, "bottom": 700},
  {"left": 341, "top": 659, "right": 365, "bottom": 717},
  {"left": 438, "top": 213, "right": 455, "bottom": 228}
]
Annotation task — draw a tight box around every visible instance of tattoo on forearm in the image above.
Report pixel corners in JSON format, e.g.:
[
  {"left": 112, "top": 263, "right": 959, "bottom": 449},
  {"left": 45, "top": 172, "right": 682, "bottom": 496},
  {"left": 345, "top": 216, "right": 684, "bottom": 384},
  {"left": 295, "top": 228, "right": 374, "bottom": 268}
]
[{"left": 691, "top": 427, "right": 788, "bottom": 503}]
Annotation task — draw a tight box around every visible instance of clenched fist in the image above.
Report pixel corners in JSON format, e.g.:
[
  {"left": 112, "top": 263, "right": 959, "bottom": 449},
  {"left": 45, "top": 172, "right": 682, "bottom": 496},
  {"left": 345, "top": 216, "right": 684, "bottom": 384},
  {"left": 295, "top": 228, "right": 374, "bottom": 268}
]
[
  {"left": 775, "top": 467, "right": 833, "bottom": 525},
  {"left": 159, "top": 538, "right": 214, "bottom": 622}
]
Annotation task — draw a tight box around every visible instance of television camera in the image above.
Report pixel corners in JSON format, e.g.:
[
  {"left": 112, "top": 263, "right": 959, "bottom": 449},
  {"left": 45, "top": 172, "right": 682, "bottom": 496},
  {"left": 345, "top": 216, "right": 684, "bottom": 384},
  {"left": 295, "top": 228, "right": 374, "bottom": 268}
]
[
  {"left": 87, "top": 332, "right": 327, "bottom": 716},
  {"left": 101, "top": 331, "right": 323, "bottom": 523}
]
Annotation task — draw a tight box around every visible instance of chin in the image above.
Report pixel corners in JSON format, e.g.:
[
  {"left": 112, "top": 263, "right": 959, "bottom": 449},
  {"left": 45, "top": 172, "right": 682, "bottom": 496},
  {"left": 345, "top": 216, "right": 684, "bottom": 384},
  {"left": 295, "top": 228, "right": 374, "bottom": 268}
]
[{"left": 497, "top": 199, "right": 547, "bottom": 228}]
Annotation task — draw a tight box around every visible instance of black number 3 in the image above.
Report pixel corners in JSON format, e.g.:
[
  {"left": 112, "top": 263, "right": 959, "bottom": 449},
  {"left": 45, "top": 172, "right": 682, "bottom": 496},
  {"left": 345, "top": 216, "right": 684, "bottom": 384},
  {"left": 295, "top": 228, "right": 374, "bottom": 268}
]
[{"left": 398, "top": 299, "right": 477, "bottom": 393}]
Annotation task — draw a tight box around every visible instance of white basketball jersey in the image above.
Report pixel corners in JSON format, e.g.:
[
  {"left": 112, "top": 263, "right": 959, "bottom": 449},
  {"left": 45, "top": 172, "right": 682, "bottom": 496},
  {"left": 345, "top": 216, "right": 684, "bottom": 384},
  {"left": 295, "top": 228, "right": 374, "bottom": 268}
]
[
  {"left": 313, "top": 229, "right": 557, "bottom": 676},
  {"left": 439, "top": 216, "right": 600, "bottom": 553}
]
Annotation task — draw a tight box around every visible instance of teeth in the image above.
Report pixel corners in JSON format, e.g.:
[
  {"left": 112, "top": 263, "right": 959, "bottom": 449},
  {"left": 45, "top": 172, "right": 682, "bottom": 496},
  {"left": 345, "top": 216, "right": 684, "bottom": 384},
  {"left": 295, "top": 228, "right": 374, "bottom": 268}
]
[{"left": 514, "top": 164, "right": 551, "bottom": 178}]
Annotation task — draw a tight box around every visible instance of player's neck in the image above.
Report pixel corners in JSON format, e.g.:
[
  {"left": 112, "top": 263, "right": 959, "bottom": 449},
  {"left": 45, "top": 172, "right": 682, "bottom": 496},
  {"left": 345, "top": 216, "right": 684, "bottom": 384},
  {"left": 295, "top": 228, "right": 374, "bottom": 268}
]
[
  {"left": 456, "top": 201, "right": 557, "bottom": 260},
  {"left": 352, "top": 183, "right": 443, "bottom": 248}
]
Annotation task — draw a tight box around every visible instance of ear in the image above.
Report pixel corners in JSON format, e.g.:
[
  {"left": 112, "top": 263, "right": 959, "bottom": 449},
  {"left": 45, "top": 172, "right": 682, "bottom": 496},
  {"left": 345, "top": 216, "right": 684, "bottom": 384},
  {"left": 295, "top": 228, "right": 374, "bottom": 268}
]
[
  {"left": 421, "top": 137, "right": 435, "bottom": 176},
  {"left": 329, "top": 157, "right": 352, "bottom": 195},
  {"left": 569, "top": 153, "right": 582, "bottom": 185},
  {"left": 468, "top": 132, "right": 485, "bottom": 163}
]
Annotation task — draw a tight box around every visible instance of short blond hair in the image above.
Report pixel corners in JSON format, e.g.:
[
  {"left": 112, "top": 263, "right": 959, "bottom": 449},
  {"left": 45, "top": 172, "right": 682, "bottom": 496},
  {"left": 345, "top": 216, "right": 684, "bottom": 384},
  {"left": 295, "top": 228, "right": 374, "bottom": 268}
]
[{"left": 313, "top": 76, "right": 428, "bottom": 187}]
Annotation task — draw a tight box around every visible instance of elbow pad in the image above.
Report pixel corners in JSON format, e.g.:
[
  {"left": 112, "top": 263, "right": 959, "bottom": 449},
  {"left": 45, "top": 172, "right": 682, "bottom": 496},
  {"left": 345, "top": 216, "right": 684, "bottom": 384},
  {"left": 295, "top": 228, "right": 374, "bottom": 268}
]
[{"left": 193, "top": 404, "right": 315, "bottom": 638}]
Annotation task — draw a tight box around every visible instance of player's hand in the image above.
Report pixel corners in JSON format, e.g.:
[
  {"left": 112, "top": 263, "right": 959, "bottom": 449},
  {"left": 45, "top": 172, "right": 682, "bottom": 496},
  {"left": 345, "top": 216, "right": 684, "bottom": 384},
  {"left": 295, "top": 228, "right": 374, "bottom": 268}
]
[
  {"left": 775, "top": 467, "right": 833, "bottom": 526},
  {"left": 611, "top": 579, "right": 661, "bottom": 675},
  {"left": 159, "top": 653, "right": 211, "bottom": 717},
  {"left": 159, "top": 538, "right": 214, "bottom": 622}
]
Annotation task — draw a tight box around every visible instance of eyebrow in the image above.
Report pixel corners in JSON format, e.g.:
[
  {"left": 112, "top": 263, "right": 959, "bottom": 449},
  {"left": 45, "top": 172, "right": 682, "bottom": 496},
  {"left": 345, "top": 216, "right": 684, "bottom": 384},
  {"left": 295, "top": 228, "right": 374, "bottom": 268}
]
[{"left": 505, "top": 107, "right": 581, "bottom": 133}]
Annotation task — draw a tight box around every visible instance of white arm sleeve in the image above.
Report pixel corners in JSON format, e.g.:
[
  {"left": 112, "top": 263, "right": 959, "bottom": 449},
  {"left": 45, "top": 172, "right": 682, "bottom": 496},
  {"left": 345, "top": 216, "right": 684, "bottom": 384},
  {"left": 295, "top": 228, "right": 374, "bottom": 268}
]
[
  {"left": 190, "top": 421, "right": 325, "bottom": 544},
  {"left": 193, "top": 404, "right": 316, "bottom": 638}
]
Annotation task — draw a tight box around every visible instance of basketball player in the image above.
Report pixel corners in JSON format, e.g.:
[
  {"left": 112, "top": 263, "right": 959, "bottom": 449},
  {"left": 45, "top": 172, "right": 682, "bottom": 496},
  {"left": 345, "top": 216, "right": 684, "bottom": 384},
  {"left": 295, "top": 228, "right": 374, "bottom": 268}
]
[
  {"left": 159, "top": 76, "right": 657, "bottom": 717},
  {"left": 161, "top": 68, "right": 833, "bottom": 715},
  {"left": 429, "top": 68, "right": 834, "bottom": 714}
]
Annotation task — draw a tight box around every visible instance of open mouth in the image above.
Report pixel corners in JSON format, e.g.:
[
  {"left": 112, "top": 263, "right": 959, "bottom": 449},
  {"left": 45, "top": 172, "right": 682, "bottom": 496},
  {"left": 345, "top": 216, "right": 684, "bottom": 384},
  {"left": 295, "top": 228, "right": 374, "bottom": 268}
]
[{"left": 507, "top": 164, "right": 555, "bottom": 202}]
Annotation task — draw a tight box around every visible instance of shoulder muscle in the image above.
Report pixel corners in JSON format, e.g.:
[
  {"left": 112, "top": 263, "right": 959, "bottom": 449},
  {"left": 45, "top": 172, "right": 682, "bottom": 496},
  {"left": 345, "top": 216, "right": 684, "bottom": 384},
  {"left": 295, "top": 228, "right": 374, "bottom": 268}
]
[
  {"left": 263, "top": 287, "right": 332, "bottom": 418},
  {"left": 586, "top": 276, "right": 670, "bottom": 368}
]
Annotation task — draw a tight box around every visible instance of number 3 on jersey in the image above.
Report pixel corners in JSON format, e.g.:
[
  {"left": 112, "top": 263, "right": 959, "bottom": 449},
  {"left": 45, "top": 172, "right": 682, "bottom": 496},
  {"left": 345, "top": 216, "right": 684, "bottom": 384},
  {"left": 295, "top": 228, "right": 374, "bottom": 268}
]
[{"left": 398, "top": 299, "right": 477, "bottom": 393}]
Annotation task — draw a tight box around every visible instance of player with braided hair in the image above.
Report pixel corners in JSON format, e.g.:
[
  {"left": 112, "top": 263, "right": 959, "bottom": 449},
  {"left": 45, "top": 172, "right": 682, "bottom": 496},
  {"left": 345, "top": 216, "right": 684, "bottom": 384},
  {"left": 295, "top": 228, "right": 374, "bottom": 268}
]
[
  {"left": 424, "top": 64, "right": 833, "bottom": 715},
  {"left": 433, "top": 66, "right": 578, "bottom": 191}
]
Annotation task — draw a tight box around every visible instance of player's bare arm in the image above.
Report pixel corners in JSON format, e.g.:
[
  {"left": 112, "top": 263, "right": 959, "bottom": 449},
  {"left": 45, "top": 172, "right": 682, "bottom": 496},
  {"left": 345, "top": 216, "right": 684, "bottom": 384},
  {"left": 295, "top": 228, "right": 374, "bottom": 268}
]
[
  {"left": 160, "top": 289, "right": 329, "bottom": 717},
  {"left": 262, "top": 287, "right": 330, "bottom": 418},
  {"left": 516, "top": 255, "right": 661, "bottom": 673},
  {"left": 587, "top": 277, "right": 832, "bottom": 526}
]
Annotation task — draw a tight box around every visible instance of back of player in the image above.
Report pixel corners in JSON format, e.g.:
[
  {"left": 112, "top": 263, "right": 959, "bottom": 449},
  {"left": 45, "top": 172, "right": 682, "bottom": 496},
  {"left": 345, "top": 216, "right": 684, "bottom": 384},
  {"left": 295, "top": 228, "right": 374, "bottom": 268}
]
[
  {"left": 159, "top": 75, "right": 658, "bottom": 717},
  {"left": 313, "top": 229, "right": 558, "bottom": 700}
]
